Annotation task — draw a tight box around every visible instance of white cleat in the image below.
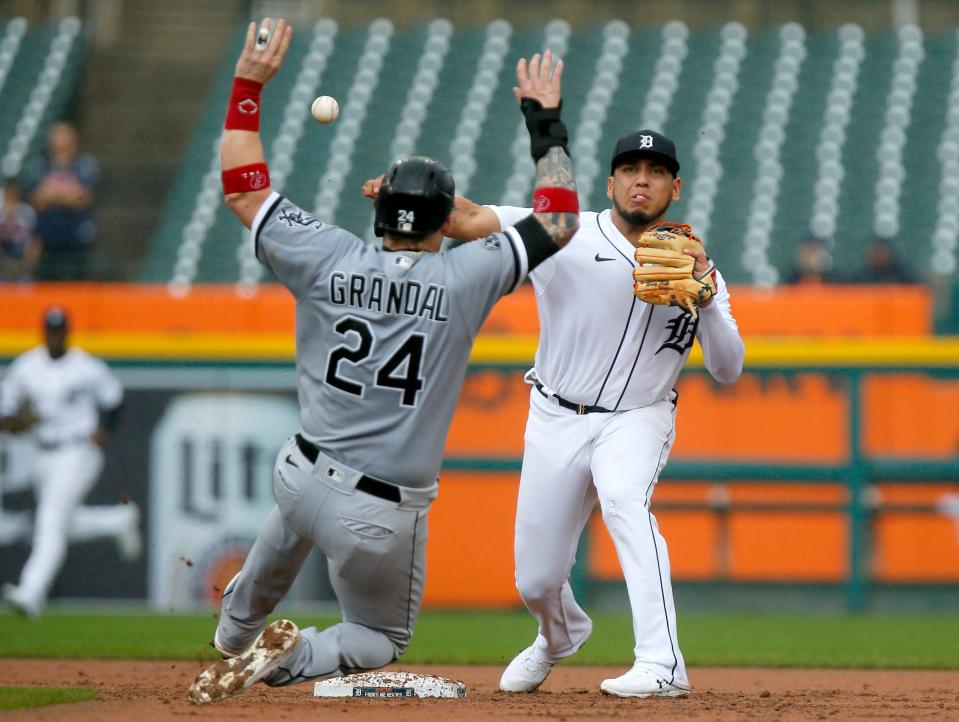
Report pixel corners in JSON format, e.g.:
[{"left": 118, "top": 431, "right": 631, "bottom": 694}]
[
  {"left": 2, "top": 583, "right": 42, "bottom": 618},
  {"left": 499, "top": 645, "right": 553, "bottom": 692},
  {"left": 188, "top": 619, "right": 300, "bottom": 704},
  {"left": 600, "top": 665, "right": 691, "bottom": 698}
]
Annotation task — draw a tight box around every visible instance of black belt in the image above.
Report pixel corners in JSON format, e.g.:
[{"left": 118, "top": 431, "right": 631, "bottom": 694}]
[
  {"left": 295, "top": 434, "right": 402, "bottom": 503},
  {"left": 533, "top": 380, "right": 613, "bottom": 415}
]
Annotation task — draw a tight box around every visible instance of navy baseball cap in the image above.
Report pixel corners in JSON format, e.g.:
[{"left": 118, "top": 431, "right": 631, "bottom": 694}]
[
  {"left": 43, "top": 306, "right": 69, "bottom": 330},
  {"left": 610, "top": 129, "right": 680, "bottom": 176}
]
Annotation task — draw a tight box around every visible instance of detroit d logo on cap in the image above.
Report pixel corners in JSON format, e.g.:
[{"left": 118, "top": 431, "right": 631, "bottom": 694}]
[{"left": 639, "top": 134, "right": 653, "bottom": 149}]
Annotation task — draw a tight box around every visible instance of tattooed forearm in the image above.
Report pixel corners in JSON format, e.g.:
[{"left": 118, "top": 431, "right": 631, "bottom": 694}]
[
  {"left": 532, "top": 146, "right": 579, "bottom": 247},
  {"left": 536, "top": 145, "right": 574, "bottom": 188}
]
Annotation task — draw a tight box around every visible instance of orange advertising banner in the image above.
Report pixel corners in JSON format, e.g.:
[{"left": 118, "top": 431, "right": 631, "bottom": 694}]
[{"left": 0, "top": 282, "right": 934, "bottom": 336}]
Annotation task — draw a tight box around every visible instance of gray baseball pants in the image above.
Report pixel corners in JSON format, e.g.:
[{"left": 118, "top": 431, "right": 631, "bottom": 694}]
[{"left": 215, "top": 435, "right": 436, "bottom": 685}]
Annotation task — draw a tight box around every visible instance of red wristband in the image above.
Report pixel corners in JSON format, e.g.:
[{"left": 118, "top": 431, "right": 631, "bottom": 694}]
[
  {"left": 225, "top": 77, "right": 263, "bottom": 131},
  {"left": 532, "top": 187, "right": 579, "bottom": 214},
  {"left": 222, "top": 163, "right": 270, "bottom": 194}
]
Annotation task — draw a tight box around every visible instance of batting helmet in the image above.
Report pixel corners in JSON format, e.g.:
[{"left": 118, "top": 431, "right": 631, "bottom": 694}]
[{"left": 374, "top": 156, "right": 455, "bottom": 239}]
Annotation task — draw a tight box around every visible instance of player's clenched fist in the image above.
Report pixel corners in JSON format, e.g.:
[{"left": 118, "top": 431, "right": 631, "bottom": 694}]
[{"left": 234, "top": 18, "right": 293, "bottom": 85}]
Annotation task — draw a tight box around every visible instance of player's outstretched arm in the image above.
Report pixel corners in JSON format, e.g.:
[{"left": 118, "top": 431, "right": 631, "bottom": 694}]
[
  {"left": 511, "top": 50, "right": 579, "bottom": 261},
  {"left": 451, "top": 196, "right": 502, "bottom": 239},
  {"left": 361, "top": 175, "right": 501, "bottom": 240},
  {"left": 221, "top": 18, "right": 293, "bottom": 228}
]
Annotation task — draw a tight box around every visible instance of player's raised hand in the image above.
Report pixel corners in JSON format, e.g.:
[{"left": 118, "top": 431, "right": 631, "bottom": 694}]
[
  {"left": 234, "top": 18, "right": 293, "bottom": 85},
  {"left": 513, "top": 49, "right": 564, "bottom": 109}
]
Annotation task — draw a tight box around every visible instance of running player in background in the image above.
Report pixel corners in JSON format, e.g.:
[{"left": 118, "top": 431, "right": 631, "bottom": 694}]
[
  {"left": 365, "top": 129, "right": 745, "bottom": 697},
  {"left": 188, "top": 19, "right": 579, "bottom": 704},
  {"left": 1, "top": 307, "right": 140, "bottom": 617}
]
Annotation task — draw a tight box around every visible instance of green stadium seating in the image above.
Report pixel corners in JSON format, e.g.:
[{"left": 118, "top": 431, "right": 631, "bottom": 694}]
[
  {"left": 0, "top": 18, "right": 86, "bottom": 181},
  {"left": 145, "top": 19, "right": 958, "bottom": 288}
]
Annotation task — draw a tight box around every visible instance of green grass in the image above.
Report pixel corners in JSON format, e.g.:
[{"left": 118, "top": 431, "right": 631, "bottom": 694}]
[
  {"left": 0, "top": 686, "right": 96, "bottom": 710},
  {"left": 0, "top": 611, "right": 957, "bottom": 669}
]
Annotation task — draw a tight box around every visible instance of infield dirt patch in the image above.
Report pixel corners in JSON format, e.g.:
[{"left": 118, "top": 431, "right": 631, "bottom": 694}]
[{"left": 1, "top": 660, "right": 957, "bottom": 720}]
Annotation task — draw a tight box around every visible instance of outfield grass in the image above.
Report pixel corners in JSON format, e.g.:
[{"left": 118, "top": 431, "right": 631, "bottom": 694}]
[
  {"left": 0, "top": 686, "right": 96, "bottom": 711},
  {"left": 0, "top": 611, "right": 957, "bottom": 669}
]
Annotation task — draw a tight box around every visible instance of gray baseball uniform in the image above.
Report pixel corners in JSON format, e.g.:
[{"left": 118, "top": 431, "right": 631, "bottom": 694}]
[{"left": 215, "top": 191, "right": 532, "bottom": 683}]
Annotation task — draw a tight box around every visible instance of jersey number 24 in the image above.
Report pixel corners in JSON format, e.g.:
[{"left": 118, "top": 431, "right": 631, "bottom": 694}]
[{"left": 325, "top": 316, "right": 425, "bottom": 407}]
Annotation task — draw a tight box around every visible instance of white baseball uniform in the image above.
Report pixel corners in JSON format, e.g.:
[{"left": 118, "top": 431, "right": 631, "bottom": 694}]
[
  {"left": 0, "top": 345, "right": 138, "bottom": 615},
  {"left": 489, "top": 205, "right": 745, "bottom": 689}
]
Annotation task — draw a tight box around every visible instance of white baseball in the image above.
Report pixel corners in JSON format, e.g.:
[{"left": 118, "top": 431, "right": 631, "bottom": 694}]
[{"left": 311, "top": 95, "right": 339, "bottom": 124}]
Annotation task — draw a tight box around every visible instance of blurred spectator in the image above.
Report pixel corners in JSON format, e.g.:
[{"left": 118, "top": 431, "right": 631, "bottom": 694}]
[
  {"left": 24, "top": 122, "right": 98, "bottom": 281},
  {"left": 783, "top": 236, "right": 839, "bottom": 285},
  {"left": 850, "top": 237, "right": 918, "bottom": 284},
  {"left": 0, "top": 179, "right": 40, "bottom": 282}
]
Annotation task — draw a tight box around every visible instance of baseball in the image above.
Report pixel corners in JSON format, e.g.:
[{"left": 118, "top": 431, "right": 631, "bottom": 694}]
[{"left": 311, "top": 95, "right": 339, "bottom": 124}]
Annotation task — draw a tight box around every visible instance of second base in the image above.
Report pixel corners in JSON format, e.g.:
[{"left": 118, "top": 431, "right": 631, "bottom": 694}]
[{"left": 314, "top": 671, "right": 466, "bottom": 699}]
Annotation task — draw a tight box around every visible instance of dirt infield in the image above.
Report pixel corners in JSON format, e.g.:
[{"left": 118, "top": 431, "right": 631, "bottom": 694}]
[{"left": 2, "top": 660, "right": 958, "bottom": 720}]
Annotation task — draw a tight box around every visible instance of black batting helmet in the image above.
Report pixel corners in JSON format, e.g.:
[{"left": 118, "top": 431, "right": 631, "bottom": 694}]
[{"left": 374, "top": 156, "right": 455, "bottom": 239}]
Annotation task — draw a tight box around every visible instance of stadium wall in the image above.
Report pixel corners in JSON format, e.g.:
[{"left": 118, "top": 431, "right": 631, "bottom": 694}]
[{"left": 1, "top": 283, "right": 957, "bottom": 610}]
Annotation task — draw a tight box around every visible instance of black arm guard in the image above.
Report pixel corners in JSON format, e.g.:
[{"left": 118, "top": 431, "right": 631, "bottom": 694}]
[
  {"left": 520, "top": 99, "right": 569, "bottom": 162},
  {"left": 514, "top": 214, "right": 560, "bottom": 271}
]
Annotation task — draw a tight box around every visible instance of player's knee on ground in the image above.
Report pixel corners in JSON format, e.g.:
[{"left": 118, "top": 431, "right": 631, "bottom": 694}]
[
  {"left": 288, "top": 621, "right": 404, "bottom": 681},
  {"left": 385, "top": 627, "right": 411, "bottom": 660},
  {"left": 338, "top": 629, "right": 401, "bottom": 675}
]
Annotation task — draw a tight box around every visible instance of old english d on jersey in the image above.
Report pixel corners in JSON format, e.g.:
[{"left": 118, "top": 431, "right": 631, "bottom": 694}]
[{"left": 488, "top": 205, "right": 742, "bottom": 410}]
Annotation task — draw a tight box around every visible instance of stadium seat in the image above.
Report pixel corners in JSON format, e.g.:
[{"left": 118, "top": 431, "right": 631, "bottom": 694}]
[
  {"left": 144, "top": 20, "right": 959, "bottom": 287},
  {"left": 0, "top": 17, "right": 86, "bottom": 179}
]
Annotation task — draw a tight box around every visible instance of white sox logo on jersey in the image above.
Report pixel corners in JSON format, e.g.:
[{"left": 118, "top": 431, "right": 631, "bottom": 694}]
[
  {"left": 656, "top": 312, "right": 697, "bottom": 355},
  {"left": 639, "top": 134, "right": 653, "bottom": 149},
  {"left": 278, "top": 208, "right": 320, "bottom": 228}
]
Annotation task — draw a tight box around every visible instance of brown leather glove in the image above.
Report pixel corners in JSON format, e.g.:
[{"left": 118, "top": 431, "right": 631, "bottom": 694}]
[{"left": 633, "top": 222, "right": 716, "bottom": 318}]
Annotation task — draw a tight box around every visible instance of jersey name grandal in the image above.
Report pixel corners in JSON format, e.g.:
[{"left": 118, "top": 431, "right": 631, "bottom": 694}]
[{"left": 329, "top": 272, "right": 449, "bottom": 322}]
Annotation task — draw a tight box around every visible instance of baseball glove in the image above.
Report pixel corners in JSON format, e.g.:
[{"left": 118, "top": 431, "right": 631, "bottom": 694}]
[
  {"left": 3, "top": 403, "right": 39, "bottom": 434},
  {"left": 633, "top": 221, "right": 716, "bottom": 317}
]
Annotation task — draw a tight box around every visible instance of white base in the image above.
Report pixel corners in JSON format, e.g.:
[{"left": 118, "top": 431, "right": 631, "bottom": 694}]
[{"left": 314, "top": 671, "right": 466, "bottom": 699}]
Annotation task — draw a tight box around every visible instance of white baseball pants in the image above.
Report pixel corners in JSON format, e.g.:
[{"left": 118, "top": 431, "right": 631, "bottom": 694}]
[
  {"left": 514, "top": 387, "right": 689, "bottom": 688},
  {"left": 16, "top": 442, "right": 136, "bottom": 609}
]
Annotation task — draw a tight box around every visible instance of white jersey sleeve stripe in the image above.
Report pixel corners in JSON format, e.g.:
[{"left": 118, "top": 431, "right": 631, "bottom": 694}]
[
  {"left": 504, "top": 226, "right": 530, "bottom": 293},
  {"left": 250, "top": 191, "right": 283, "bottom": 260}
]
